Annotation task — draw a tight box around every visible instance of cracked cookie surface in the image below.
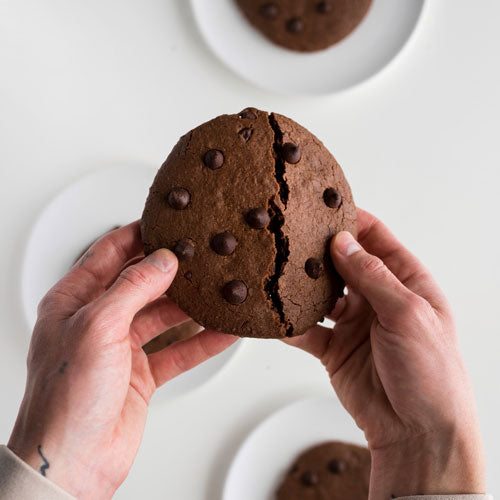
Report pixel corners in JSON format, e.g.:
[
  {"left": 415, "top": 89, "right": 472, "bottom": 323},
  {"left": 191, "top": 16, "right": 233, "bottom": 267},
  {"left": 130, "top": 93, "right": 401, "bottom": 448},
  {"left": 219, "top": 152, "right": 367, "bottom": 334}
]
[{"left": 141, "top": 108, "right": 356, "bottom": 338}]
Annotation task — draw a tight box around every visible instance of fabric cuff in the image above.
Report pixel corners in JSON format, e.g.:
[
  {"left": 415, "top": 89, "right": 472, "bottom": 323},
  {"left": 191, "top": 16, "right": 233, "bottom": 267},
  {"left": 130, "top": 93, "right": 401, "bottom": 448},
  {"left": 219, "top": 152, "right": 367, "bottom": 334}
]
[{"left": 0, "top": 445, "right": 75, "bottom": 500}]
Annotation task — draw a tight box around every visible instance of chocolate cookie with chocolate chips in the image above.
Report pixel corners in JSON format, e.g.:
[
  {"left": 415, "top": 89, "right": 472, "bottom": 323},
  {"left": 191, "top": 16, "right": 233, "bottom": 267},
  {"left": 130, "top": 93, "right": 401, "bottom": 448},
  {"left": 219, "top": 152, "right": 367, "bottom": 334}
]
[
  {"left": 236, "top": 0, "right": 372, "bottom": 52},
  {"left": 276, "top": 441, "right": 371, "bottom": 500},
  {"left": 141, "top": 107, "right": 356, "bottom": 338}
]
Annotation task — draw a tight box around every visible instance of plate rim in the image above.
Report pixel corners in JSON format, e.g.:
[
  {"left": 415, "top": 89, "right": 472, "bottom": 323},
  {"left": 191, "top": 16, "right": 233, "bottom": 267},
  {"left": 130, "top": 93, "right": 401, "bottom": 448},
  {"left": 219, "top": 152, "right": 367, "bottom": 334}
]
[
  {"left": 190, "top": 0, "right": 428, "bottom": 97},
  {"left": 20, "top": 164, "right": 157, "bottom": 330},
  {"left": 222, "top": 395, "right": 366, "bottom": 499}
]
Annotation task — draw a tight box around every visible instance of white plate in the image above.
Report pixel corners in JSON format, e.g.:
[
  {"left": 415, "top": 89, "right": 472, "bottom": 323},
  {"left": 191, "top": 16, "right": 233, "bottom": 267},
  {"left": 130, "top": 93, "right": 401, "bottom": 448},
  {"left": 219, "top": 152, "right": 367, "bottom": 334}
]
[
  {"left": 223, "top": 396, "right": 367, "bottom": 500},
  {"left": 191, "top": 0, "right": 426, "bottom": 96},
  {"left": 21, "top": 165, "right": 156, "bottom": 329},
  {"left": 21, "top": 165, "right": 241, "bottom": 400},
  {"left": 151, "top": 339, "right": 242, "bottom": 402}
]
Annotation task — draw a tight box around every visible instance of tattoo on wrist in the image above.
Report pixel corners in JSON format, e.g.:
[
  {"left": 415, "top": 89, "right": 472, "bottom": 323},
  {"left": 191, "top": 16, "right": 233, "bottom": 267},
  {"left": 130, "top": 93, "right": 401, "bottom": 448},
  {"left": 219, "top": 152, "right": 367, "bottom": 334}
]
[
  {"left": 37, "top": 445, "right": 50, "bottom": 477},
  {"left": 58, "top": 361, "right": 68, "bottom": 374}
]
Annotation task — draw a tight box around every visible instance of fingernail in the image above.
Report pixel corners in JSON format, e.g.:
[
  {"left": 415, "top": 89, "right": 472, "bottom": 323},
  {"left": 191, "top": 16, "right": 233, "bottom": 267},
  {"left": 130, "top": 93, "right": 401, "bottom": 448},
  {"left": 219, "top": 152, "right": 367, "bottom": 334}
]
[
  {"left": 144, "top": 249, "right": 176, "bottom": 272},
  {"left": 334, "top": 232, "right": 361, "bottom": 257}
]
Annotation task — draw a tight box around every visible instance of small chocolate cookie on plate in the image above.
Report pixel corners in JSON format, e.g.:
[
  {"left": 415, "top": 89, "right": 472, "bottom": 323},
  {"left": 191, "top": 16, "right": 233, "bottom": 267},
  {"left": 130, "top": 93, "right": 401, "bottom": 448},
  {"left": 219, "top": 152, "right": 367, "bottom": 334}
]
[
  {"left": 141, "top": 108, "right": 356, "bottom": 338},
  {"left": 276, "top": 441, "right": 371, "bottom": 500},
  {"left": 236, "top": 0, "right": 372, "bottom": 53}
]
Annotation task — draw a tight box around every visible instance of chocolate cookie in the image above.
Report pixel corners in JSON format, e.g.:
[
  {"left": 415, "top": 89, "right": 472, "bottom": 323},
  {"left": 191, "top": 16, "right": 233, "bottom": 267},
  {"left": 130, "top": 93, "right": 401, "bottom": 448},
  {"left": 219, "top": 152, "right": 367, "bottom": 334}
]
[
  {"left": 236, "top": 0, "right": 372, "bottom": 52},
  {"left": 276, "top": 441, "right": 371, "bottom": 500},
  {"left": 141, "top": 108, "right": 356, "bottom": 339},
  {"left": 143, "top": 320, "right": 202, "bottom": 354}
]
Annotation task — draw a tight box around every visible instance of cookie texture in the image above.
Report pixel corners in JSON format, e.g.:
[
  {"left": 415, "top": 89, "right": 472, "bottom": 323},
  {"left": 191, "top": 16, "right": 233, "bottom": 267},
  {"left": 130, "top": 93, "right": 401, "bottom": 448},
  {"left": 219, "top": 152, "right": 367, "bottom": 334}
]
[
  {"left": 236, "top": 0, "right": 372, "bottom": 52},
  {"left": 141, "top": 108, "right": 356, "bottom": 338},
  {"left": 276, "top": 441, "right": 371, "bottom": 500}
]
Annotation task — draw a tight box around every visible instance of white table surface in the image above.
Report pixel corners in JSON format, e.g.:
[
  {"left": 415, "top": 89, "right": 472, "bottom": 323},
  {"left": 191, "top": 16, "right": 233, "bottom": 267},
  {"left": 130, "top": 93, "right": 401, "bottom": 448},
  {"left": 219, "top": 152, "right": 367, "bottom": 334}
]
[{"left": 1, "top": 1, "right": 499, "bottom": 498}]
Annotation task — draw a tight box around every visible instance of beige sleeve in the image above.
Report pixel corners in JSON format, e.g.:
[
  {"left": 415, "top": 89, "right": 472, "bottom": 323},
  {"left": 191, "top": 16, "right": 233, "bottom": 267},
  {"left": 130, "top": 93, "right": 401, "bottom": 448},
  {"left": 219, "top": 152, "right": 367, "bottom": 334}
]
[
  {"left": 397, "top": 496, "right": 493, "bottom": 499},
  {"left": 0, "top": 445, "right": 75, "bottom": 500}
]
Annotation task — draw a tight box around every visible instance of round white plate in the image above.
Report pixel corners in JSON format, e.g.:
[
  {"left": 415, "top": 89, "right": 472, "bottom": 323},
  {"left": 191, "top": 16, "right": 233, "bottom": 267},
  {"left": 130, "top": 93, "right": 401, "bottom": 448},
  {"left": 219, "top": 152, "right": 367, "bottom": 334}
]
[
  {"left": 21, "top": 165, "right": 156, "bottom": 329},
  {"left": 21, "top": 164, "right": 241, "bottom": 400},
  {"left": 192, "top": 0, "right": 426, "bottom": 95},
  {"left": 223, "top": 396, "right": 366, "bottom": 500}
]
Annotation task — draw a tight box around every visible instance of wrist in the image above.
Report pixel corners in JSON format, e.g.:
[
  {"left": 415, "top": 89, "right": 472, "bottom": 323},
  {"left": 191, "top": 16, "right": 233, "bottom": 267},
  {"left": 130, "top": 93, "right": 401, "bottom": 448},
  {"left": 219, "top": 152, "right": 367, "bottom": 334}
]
[
  {"left": 369, "top": 425, "right": 486, "bottom": 500},
  {"left": 8, "top": 433, "right": 115, "bottom": 499}
]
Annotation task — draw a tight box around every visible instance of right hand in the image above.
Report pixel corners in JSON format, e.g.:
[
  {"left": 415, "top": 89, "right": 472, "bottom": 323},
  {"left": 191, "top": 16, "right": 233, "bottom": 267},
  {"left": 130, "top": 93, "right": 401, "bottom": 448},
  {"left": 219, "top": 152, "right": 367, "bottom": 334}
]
[
  {"left": 286, "top": 209, "right": 486, "bottom": 499},
  {"left": 8, "top": 222, "right": 237, "bottom": 499}
]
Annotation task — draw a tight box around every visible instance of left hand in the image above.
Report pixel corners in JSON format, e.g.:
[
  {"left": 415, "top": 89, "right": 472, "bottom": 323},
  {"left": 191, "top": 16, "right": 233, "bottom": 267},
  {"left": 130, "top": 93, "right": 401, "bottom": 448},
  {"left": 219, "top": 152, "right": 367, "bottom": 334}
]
[{"left": 8, "top": 222, "right": 237, "bottom": 499}]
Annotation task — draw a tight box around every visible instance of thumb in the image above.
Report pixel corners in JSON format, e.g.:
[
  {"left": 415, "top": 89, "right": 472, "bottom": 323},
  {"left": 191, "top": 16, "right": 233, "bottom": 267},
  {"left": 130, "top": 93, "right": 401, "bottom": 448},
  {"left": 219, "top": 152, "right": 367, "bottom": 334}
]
[
  {"left": 93, "top": 249, "right": 178, "bottom": 322},
  {"left": 331, "top": 232, "right": 416, "bottom": 327}
]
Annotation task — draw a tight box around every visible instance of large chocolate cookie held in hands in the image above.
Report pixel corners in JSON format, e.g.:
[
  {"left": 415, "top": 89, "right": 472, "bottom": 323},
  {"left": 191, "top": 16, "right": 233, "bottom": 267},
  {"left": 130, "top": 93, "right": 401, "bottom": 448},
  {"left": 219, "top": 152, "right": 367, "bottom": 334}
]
[
  {"left": 276, "top": 441, "right": 371, "bottom": 499},
  {"left": 236, "top": 0, "right": 372, "bottom": 53},
  {"left": 141, "top": 108, "right": 356, "bottom": 338}
]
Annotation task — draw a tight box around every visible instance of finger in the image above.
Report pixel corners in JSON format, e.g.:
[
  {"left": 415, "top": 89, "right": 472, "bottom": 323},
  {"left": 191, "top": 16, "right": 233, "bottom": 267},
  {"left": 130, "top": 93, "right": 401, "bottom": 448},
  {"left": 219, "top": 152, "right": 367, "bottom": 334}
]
[
  {"left": 287, "top": 293, "right": 374, "bottom": 368},
  {"left": 119, "top": 254, "right": 145, "bottom": 275},
  {"left": 148, "top": 329, "right": 238, "bottom": 387},
  {"left": 92, "top": 249, "right": 178, "bottom": 325},
  {"left": 355, "top": 208, "right": 448, "bottom": 311},
  {"left": 283, "top": 325, "right": 332, "bottom": 359},
  {"left": 40, "top": 222, "right": 143, "bottom": 316},
  {"left": 357, "top": 208, "right": 423, "bottom": 281},
  {"left": 326, "top": 297, "right": 347, "bottom": 322},
  {"left": 331, "top": 231, "right": 420, "bottom": 332},
  {"left": 130, "top": 295, "right": 190, "bottom": 347}
]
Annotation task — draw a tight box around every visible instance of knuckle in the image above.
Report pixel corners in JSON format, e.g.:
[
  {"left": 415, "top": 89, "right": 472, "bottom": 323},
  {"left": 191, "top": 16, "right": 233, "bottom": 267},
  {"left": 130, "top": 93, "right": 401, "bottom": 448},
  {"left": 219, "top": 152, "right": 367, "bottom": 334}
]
[
  {"left": 396, "top": 294, "right": 433, "bottom": 326},
  {"left": 37, "top": 293, "right": 53, "bottom": 315},
  {"left": 360, "top": 255, "right": 387, "bottom": 278},
  {"left": 405, "top": 294, "right": 428, "bottom": 314},
  {"left": 101, "top": 239, "right": 119, "bottom": 260},
  {"left": 169, "top": 347, "right": 188, "bottom": 373},
  {"left": 119, "top": 265, "right": 151, "bottom": 290},
  {"left": 72, "top": 306, "right": 105, "bottom": 333}
]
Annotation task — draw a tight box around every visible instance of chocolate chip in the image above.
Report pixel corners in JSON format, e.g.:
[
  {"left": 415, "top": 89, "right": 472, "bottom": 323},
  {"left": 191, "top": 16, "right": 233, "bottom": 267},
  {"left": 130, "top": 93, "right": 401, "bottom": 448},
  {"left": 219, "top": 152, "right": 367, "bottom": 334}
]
[
  {"left": 203, "top": 149, "right": 224, "bottom": 170},
  {"left": 259, "top": 2, "right": 278, "bottom": 19},
  {"left": 281, "top": 142, "right": 301, "bottom": 164},
  {"left": 289, "top": 464, "right": 299, "bottom": 476},
  {"left": 239, "top": 128, "right": 253, "bottom": 142},
  {"left": 173, "top": 240, "right": 194, "bottom": 261},
  {"left": 328, "top": 459, "right": 347, "bottom": 474},
  {"left": 246, "top": 208, "right": 270, "bottom": 229},
  {"left": 222, "top": 280, "right": 248, "bottom": 305},
  {"left": 286, "top": 18, "right": 304, "bottom": 33},
  {"left": 167, "top": 188, "right": 190, "bottom": 210},
  {"left": 239, "top": 108, "right": 257, "bottom": 119},
  {"left": 184, "top": 271, "right": 193, "bottom": 280},
  {"left": 316, "top": 1, "right": 332, "bottom": 13},
  {"left": 211, "top": 232, "right": 237, "bottom": 256},
  {"left": 301, "top": 470, "right": 318, "bottom": 486},
  {"left": 305, "top": 258, "right": 323, "bottom": 279},
  {"left": 323, "top": 188, "right": 342, "bottom": 208}
]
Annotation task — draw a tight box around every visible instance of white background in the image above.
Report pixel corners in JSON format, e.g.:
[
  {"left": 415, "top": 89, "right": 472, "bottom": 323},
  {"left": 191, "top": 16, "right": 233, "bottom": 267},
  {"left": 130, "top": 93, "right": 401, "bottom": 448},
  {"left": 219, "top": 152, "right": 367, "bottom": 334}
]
[{"left": 1, "top": 1, "right": 499, "bottom": 498}]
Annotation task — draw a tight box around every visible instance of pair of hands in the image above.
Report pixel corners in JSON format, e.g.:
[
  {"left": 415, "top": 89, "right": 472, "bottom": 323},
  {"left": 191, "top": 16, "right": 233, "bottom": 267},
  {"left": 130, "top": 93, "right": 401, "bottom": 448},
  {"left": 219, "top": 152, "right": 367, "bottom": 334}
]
[{"left": 8, "top": 209, "right": 485, "bottom": 499}]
